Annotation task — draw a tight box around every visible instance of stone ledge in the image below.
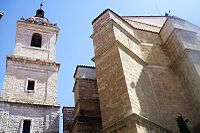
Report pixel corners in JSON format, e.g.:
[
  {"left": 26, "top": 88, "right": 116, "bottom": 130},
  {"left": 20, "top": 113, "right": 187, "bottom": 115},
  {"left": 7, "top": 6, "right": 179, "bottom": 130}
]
[
  {"left": 7, "top": 55, "right": 60, "bottom": 69},
  {"left": 99, "top": 113, "right": 171, "bottom": 133},
  {"left": 0, "top": 98, "right": 60, "bottom": 108},
  {"left": 17, "top": 20, "right": 60, "bottom": 32}
]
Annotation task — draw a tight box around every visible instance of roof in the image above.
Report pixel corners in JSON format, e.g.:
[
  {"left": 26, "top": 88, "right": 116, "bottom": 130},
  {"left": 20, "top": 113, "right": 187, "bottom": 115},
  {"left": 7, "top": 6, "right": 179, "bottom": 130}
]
[
  {"left": 73, "top": 65, "right": 95, "bottom": 78},
  {"left": 62, "top": 106, "right": 75, "bottom": 112},
  {"left": 123, "top": 16, "right": 167, "bottom": 33},
  {"left": 92, "top": 9, "right": 189, "bottom": 33}
]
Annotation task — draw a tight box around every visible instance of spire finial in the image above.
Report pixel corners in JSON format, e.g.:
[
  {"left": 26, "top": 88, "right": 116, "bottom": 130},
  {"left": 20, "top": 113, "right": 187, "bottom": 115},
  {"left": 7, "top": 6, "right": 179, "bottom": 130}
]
[{"left": 40, "top": 0, "right": 43, "bottom": 9}]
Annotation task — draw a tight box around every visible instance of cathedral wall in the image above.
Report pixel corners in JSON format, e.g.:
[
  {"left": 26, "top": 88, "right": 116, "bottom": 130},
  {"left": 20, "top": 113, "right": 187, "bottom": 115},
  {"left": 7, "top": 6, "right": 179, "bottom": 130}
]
[
  {"left": 14, "top": 22, "right": 58, "bottom": 61},
  {"left": 0, "top": 101, "right": 59, "bottom": 133},
  {"left": 118, "top": 47, "right": 164, "bottom": 125},
  {"left": 93, "top": 21, "right": 132, "bottom": 127},
  {"left": 94, "top": 45, "right": 132, "bottom": 128},
  {"left": 113, "top": 21, "right": 177, "bottom": 130},
  {"left": 92, "top": 9, "right": 200, "bottom": 132},
  {"left": 110, "top": 18, "right": 199, "bottom": 131},
  {"left": 163, "top": 28, "right": 200, "bottom": 131},
  {"left": 1, "top": 59, "right": 58, "bottom": 105}
]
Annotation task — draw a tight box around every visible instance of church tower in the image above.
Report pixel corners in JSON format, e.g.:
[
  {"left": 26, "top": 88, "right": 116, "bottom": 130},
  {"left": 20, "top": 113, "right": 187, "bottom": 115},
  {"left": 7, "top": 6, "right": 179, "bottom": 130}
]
[{"left": 0, "top": 5, "right": 60, "bottom": 133}]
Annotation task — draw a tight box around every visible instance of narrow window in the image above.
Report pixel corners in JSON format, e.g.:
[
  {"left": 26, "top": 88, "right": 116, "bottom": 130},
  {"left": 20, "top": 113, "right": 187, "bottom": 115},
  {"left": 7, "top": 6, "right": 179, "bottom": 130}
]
[
  {"left": 31, "top": 33, "right": 42, "bottom": 48},
  {"left": 27, "top": 80, "right": 35, "bottom": 91},
  {"left": 22, "top": 120, "right": 31, "bottom": 133}
]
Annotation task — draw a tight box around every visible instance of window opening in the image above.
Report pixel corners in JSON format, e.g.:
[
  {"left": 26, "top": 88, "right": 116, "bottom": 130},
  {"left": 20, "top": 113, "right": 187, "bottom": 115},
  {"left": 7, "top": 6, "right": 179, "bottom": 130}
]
[
  {"left": 22, "top": 120, "right": 31, "bottom": 133},
  {"left": 27, "top": 80, "right": 35, "bottom": 91},
  {"left": 31, "top": 33, "right": 42, "bottom": 48}
]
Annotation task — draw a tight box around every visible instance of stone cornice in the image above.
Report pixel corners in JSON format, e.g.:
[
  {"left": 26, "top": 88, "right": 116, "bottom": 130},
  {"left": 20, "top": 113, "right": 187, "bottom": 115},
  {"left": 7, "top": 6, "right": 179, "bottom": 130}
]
[
  {"left": 0, "top": 98, "right": 60, "bottom": 108},
  {"left": 7, "top": 55, "right": 60, "bottom": 70},
  {"left": 100, "top": 113, "right": 171, "bottom": 133},
  {"left": 17, "top": 20, "right": 59, "bottom": 33}
]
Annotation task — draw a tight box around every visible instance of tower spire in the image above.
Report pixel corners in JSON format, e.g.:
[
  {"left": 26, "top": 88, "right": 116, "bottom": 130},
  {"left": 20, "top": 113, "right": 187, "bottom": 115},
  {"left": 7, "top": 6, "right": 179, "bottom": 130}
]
[{"left": 35, "top": 1, "right": 44, "bottom": 18}]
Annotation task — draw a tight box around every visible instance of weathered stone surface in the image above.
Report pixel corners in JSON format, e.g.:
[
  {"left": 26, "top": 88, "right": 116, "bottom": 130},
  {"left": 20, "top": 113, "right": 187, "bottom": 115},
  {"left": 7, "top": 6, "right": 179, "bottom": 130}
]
[
  {"left": 1, "top": 56, "right": 59, "bottom": 105},
  {"left": 0, "top": 101, "right": 60, "bottom": 133},
  {"left": 14, "top": 21, "right": 59, "bottom": 61},
  {"left": 92, "top": 9, "right": 200, "bottom": 132},
  {"left": 64, "top": 66, "right": 102, "bottom": 133},
  {"left": 62, "top": 107, "right": 75, "bottom": 133},
  {"left": 99, "top": 113, "right": 171, "bottom": 133},
  {"left": 0, "top": 9, "right": 60, "bottom": 132}
]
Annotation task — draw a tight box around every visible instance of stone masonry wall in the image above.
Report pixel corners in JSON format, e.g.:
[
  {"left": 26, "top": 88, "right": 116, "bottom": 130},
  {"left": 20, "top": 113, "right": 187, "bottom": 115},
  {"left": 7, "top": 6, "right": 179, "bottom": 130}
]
[
  {"left": 92, "top": 9, "right": 200, "bottom": 132},
  {"left": 92, "top": 20, "right": 132, "bottom": 127},
  {"left": 71, "top": 75, "right": 102, "bottom": 133},
  {"left": 113, "top": 18, "right": 200, "bottom": 131},
  {"left": 100, "top": 113, "right": 171, "bottom": 133},
  {"left": 0, "top": 101, "right": 59, "bottom": 133},
  {"left": 1, "top": 58, "right": 59, "bottom": 105},
  {"left": 162, "top": 25, "right": 200, "bottom": 131},
  {"left": 14, "top": 21, "right": 59, "bottom": 61},
  {"left": 62, "top": 107, "right": 74, "bottom": 133}
]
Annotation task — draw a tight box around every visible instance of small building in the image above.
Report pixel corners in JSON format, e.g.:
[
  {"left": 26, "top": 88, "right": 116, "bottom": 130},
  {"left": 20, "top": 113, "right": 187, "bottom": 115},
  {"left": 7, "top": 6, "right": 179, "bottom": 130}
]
[{"left": 63, "top": 65, "right": 102, "bottom": 133}]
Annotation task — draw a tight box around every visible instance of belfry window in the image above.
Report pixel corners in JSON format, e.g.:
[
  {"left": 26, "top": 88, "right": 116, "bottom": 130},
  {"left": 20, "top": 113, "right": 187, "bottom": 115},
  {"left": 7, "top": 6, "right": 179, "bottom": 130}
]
[
  {"left": 31, "top": 33, "right": 42, "bottom": 48},
  {"left": 22, "top": 120, "right": 31, "bottom": 133}
]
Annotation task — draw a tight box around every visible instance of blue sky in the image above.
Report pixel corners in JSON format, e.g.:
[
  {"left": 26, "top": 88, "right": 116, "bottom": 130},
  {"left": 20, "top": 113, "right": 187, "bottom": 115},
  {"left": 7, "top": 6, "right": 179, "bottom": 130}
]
[{"left": 0, "top": 0, "right": 200, "bottom": 132}]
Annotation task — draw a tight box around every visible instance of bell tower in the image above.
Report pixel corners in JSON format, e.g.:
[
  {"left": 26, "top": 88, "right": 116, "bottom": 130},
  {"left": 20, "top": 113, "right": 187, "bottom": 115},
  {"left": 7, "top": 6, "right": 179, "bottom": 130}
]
[
  {"left": 2, "top": 4, "right": 60, "bottom": 104},
  {"left": 0, "top": 4, "right": 60, "bottom": 133}
]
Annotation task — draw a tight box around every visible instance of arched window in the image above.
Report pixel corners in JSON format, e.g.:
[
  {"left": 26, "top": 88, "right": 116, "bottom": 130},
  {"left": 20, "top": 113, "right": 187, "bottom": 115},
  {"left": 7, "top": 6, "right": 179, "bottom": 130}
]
[{"left": 31, "top": 33, "right": 42, "bottom": 48}]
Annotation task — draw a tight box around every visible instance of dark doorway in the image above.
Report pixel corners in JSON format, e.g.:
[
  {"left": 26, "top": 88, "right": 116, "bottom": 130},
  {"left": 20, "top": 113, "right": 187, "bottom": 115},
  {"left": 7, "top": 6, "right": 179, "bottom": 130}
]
[{"left": 22, "top": 120, "right": 31, "bottom": 133}]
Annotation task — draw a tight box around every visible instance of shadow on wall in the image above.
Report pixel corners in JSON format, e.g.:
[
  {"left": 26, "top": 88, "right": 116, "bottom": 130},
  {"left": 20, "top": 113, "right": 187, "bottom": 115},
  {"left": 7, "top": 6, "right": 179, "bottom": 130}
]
[{"left": 126, "top": 31, "right": 199, "bottom": 132}]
